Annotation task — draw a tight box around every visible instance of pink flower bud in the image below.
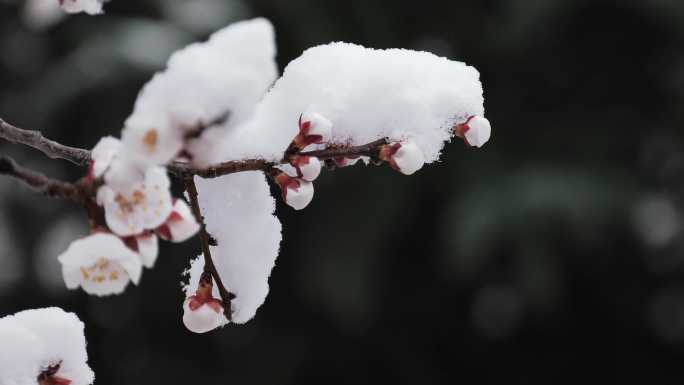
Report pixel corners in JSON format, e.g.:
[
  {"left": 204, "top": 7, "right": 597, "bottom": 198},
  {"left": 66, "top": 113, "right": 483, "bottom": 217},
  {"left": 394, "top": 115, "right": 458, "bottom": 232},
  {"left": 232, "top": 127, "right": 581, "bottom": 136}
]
[
  {"left": 333, "top": 156, "right": 361, "bottom": 168},
  {"left": 293, "top": 112, "right": 332, "bottom": 148},
  {"left": 182, "top": 279, "right": 224, "bottom": 334},
  {"left": 454, "top": 116, "right": 491, "bottom": 148},
  {"left": 274, "top": 173, "right": 314, "bottom": 210},
  {"left": 290, "top": 155, "right": 321, "bottom": 181},
  {"left": 379, "top": 140, "right": 425, "bottom": 175},
  {"left": 156, "top": 199, "right": 200, "bottom": 243}
]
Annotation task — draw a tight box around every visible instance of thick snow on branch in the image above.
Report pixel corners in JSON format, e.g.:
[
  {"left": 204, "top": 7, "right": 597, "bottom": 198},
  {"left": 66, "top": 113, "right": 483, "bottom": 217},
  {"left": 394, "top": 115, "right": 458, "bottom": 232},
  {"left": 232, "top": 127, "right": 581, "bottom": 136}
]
[
  {"left": 185, "top": 172, "right": 282, "bottom": 324},
  {"left": 217, "top": 42, "right": 485, "bottom": 163},
  {"left": 0, "top": 308, "right": 94, "bottom": 385},
  {"left": 121, "top": 18, "right": 278, "bottom": 167}
]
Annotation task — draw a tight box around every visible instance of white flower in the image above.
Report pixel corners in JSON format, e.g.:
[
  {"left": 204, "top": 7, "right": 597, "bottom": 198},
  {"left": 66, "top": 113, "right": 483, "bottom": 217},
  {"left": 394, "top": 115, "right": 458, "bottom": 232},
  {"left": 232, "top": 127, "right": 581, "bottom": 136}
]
[
  {"left": 182, "top": 296, "right": 224, "bottom": 334},
  {"left": 89, "top": 136, "right": 121, "bottom": 179},
  {"left": 57, "top": 233, "right": 143, "bottom": 296},
  {"left": 379, "top": 140, "right": 426, "bottom": 175},
  {"left": 59, "top": 0, "right": 103, "bottom": 15},
  {"left": 293, "top": 112, "right": 332, "bottom": 149},
  {"left": 274, "top": 173, "right": 314, "bottom": 210},
  {"left": 290, "top": 155, "right": 322, "bottom": 181},
  {"left": 98, "top": 166, "right": 173, "bottom": 237},
  {"left": 133, "top": 232, "right": 158, "bottom": 268},
  {"left": 156, "top": 199, "right": 200, "bottom": 243},
  {"left": 455, "top": 115, "right": 491, "bottom": 148},
  {"left": 121, "top": 115, "right": 184, "bottom": 166}
]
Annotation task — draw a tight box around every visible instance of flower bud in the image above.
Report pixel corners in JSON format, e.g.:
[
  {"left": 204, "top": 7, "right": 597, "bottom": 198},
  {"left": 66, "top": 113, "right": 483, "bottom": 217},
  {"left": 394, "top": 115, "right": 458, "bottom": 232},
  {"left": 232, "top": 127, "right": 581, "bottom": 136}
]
[
  {"left": 290, "top": 155, "right": 321, "bottom": 181},
  {"left": 379, "top": 140, "right": 425, "bottom": 175},
  {"left": 156, "top": 199, "right": 200, "bottom": 243},
  {"left": 292, "top": 112, "right": 332, "bottom": 149},
  {"left": 274, "top": 173, "right": 314, "bottom": 210},
  {"left": 182, "top": 279, "right": 224, "bottom": 334},
  {"left": 454, "top": 116, "right": 491, "bottom": 148}
]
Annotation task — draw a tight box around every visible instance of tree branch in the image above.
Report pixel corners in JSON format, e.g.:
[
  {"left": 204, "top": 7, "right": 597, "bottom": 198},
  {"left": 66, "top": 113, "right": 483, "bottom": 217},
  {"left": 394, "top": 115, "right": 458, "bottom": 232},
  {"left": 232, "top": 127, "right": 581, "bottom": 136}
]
[
  {"left": 0, "top": 119, "right": 90, "bottom": 166},
  {"left": 0, "top": 117, "right": 391, "bottom": 180},
  {"left": 184, "top": 175, "right": 235, "bottom": 322},
  {"left": 0, "top": 155, "right": 84, "bottom": 201}
]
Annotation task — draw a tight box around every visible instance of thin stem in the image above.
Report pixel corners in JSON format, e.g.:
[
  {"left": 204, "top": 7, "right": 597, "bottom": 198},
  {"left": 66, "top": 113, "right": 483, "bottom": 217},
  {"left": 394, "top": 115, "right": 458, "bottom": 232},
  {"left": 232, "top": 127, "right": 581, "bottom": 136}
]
[
  {"left": 0, "top": 117, "right": 391, "bottom": 180},
  {"left": 0, "top": 155, "right": 83, "bottom": 201},
  {"left": 184, "top": 175, "right": 235, "bottom": 321},
  {"left": 0, "top": 119, "right": 90, "bottom": 166}
]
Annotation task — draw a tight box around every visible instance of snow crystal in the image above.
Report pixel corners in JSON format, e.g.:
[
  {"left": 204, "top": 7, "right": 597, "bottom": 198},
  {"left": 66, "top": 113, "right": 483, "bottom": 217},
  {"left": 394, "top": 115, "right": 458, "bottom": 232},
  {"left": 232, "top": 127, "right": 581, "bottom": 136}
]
[
  {"left": 216, "top": 42, "right": 485, "bottom": 163},
  {"left": 0, "top": 308, "right": 94, "bottom": 385},
  {"left": 121, "top": 18, "right": 278, "bottom": 167},
  {"left": 186, "top": 172, "right": 282, "bottom": 324}
]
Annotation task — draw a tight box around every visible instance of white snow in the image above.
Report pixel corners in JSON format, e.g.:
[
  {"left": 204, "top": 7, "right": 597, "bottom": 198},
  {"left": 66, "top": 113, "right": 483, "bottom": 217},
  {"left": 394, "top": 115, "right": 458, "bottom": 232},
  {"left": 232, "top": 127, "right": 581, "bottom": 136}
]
[
  {"left": 0, "top": 308, "right": 94, "bottom": 385},
  {"left": 121, "top": 18, "right": 278, "bottom": 167},
  {"left": 215, "top": 42, "right": 485, "bottom": 164},
  {"left": 186, "top": 172, "right": 282, "bottom": 324}
]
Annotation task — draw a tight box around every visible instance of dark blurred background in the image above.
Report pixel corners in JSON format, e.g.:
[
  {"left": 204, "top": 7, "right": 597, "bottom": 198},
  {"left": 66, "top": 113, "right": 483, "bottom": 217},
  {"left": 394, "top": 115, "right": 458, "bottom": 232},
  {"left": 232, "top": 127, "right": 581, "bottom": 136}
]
[{"left": 0, "top": 0, "right": 682, "bottom": 383}]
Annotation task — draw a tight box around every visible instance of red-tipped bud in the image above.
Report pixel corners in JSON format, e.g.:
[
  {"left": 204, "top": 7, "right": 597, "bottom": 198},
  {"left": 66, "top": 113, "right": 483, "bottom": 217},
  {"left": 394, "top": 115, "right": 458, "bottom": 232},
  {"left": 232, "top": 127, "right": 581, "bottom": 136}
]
[
  {"left": 292, "top": 112, "right": 332, "bottom": 149},
  {"left": 378, "top": 140, "right": 425, "bottom": 175},
  {"left": 274, "top": 173, "right": 314, "bottom": 210},
  {"left": 290, "top": 155, "right": 322, "bottom": 181},
  {"left": 454, "top": 116, "right": 491, "bottom": 148},
  {"left": 182, "top": 278, "right": 224, "bottom": 334},
  {"left": 156, "top": 199, "right": 200, "bottom": 243}
]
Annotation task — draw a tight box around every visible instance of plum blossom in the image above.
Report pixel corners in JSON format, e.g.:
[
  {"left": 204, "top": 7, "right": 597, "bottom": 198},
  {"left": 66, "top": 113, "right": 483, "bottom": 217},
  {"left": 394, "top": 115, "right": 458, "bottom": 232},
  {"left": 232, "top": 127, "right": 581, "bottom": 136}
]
[
  {"left": 292, "top": 112, "right": 332, "bottom": 149},
  {"left": 58, "top": 233, "right": 143, "bottom": 296},
  {"left": 120, "top": 116, "right": 184, "bottom": 167},
  {"left": 89, "top": 136, "right": 120, "bottom": 179},
  {"left": 455, "top": 115, "right": 491, "bottom": 148},
  {"left": 289, "top": 155, "right": 322, "bottom": 181},
  {"left": 131, "top": 232, "right": 158, "bottom": 268},
  {"left": 156, "top": 199, "right": 200, "bottom": 243},
  {"left": 273, "top": 172, "right": 314, "bottom": 210},
  {"left": 182, "top": 276, "right": 224, "bottom": 334},
  {"left": 97, "top": 166, "right": 173, "bottom": 237},
  {"left": 379, "top": 140, "right": 425, "bottom": 175},
  {"left": 58, "top": 0, "right": 103, "bottom": 15}
]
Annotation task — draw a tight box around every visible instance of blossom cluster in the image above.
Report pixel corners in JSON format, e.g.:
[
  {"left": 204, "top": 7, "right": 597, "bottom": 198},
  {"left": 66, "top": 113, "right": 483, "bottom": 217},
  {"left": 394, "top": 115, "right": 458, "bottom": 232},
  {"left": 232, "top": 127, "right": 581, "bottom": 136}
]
[
  {"left": 36, "top": 15, "right": 491, "bottom": 334},
  {"left": 0, "top": 308, "right": 94, "bottom": 385}
]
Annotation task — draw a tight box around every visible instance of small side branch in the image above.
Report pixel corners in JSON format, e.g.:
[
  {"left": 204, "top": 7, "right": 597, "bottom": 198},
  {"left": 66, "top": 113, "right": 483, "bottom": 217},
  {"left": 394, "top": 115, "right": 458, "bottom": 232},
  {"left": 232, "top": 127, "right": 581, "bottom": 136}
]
[
  {"left": 0, "top": 119, "right": 90, "bottom": 166},
  {"left": 0, "top": 155, "right": 83, "bottom": 201},
  {"left": 184, "top": 176, "right": 235, "bottom": 321}
]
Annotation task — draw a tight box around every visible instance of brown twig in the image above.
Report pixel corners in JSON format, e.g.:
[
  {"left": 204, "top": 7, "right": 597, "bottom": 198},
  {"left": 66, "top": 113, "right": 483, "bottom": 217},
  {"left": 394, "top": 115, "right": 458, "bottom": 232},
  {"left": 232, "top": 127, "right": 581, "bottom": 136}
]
[
  {"left": 0, "top": 155, "right": 85, "bottom": 201},
  {"left": 0, "top": 118, "right": 90, "bottom": 166},
  {"left": 183, "top": 175, "right": 235, "bottom": 321},
  {"left": 0, "top": 117, "right": 391, "bottom": 179}
]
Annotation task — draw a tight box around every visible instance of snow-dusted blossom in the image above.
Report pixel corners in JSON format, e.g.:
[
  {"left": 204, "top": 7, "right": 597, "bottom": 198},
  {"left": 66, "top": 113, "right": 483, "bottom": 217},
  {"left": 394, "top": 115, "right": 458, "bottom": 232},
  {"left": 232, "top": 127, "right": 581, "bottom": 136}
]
[
  {"left": 292, "top": 112, "right": 332, "bottom": 149},
  {"left": 97, "top": 166, "right": 173, "bottom": 237},
  {"left": 289, "top": 155, "right": 322, "bottom": 181},
  {"left": 120, "top": 115, "right": 184, "bottom": 167},
  {"left": 58, "top": 0, "right": 103, "bottom": 15},
  {"left": 379, "top": 140, "right": 426, "bottom": 175},
  {"left": 89, "top": 136, "right": 120, "bottom": 179},
  {"left": 156, "top": 199, "right": 200, "bottom": 243},
  {"left": 58, "top": 233, "right": 143, "bottom": 296},
  {"left": 182, "top": 277, "right": 224, "bottom": 334},
  {"left": 454, "top": 115, "right": 491, "bottom": 148},
  {"left": 0, "top": 308, "right": 94, "bottom": 385},
  {"left": 273, "top": 172, "right": 314, "bottom": 210}
]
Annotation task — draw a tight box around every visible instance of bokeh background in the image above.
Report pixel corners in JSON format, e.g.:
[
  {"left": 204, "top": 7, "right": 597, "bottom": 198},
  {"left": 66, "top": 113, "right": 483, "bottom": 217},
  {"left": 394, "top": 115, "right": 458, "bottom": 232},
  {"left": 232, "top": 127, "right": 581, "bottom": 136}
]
[{"left": 0, "top": 0, "right": 682, "bottom": 384}]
